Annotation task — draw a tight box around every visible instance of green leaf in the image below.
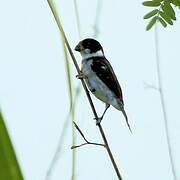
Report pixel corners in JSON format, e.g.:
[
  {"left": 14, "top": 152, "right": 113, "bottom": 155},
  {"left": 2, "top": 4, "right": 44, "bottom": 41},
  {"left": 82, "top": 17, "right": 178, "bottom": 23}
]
[
  {"left": 159, "top": 11, "right": 173, "bottom": 25},
  {"left": 142, "top": 1, "right": 161, "bottom": 6},
  {"left": 171, "top": 0, "right": 180, "bottom": 7},
  {"left": 146, "top": 16, "right": 158, "bottom": 30},
  {"left": 162, "top": 2, "right": 176, "bottom": 20},
  {"left": 153, "top": 0, "right": 163, "bottom": 2},
  {"left": 143, "top": 9, "right": 159, "bottom": 19},
  {"left": 158, "top": 17, "right": 167, "bottom": 27},
  {"left": 0, "top": 111, "right": 23, "bottom": 180}
]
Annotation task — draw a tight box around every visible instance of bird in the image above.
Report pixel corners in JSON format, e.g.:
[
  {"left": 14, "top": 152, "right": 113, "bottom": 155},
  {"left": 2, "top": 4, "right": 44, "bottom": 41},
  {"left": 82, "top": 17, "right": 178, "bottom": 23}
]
[{"left": 74, "top": 38, "right": 131, "bottom": 132}]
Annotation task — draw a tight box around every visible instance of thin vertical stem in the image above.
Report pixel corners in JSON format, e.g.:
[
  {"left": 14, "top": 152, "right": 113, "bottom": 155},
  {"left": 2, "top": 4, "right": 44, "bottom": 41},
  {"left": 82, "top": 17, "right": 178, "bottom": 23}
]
[
  {"left": 71, "top": 1, "right": 82, "bottom": 178},
  {"left": 93, "top": 0, "right": 103, "bottom": 38},
  {"left": 154, "top": 25, "right": 177, "bottom": 180},
  {"left": 73, "top": 0, "right": 81, "bottom": 38},
  {"left": 45, "top": 87, "right": 80, "bottom": 180},
  {"left": 44, "top": 117, "right": 69, "bottom": 180},
  {"left": 62, "top": 45, "right": 76, "bottom": 180}
]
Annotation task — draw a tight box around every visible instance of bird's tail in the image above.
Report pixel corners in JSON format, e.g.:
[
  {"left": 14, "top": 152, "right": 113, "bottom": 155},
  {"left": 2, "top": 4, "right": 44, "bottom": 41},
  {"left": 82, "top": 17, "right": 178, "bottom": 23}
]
[{"left": 121, "top": 109, "right": 132, "bottom": 133}]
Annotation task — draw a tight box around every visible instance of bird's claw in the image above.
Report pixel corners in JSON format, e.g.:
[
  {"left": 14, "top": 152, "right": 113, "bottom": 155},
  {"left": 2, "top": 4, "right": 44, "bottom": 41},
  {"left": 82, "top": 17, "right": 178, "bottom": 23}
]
[
  {"left": 76, "top": 72, "right": 85, "bottom": 79},
  {"left": 94, "top": 117, "right": 102, "bottom": 125}
]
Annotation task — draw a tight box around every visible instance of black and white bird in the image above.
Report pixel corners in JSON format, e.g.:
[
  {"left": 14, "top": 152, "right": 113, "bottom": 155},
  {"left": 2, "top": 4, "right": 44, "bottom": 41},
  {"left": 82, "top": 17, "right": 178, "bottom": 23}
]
[{"left": 75, "top": 38, "right": 131, "bottom": 132}]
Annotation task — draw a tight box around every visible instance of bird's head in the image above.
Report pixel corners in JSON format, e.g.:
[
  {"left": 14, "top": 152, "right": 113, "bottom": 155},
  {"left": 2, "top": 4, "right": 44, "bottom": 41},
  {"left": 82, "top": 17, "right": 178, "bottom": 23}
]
[{"left": 75, "top": 38, "right": 104, "bottom": 59}]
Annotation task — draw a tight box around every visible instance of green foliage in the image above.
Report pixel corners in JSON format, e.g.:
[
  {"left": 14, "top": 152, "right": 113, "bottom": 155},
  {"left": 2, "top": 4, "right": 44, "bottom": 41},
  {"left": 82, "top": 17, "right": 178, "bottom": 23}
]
[
  {"left": 162, "top": 1, "right": 176, "bottom": 20},
  {"left": 158, "top": 16, "right": 167, "bottom": 27},
  {"left": 171, "top": 0, "right": 180, "bottom": 6},
  {"left": 142, "top": 0, "right": 180, "bottom": 30},
  {"left": 143, "top": 1, "right": 161, "bottom": 6},
  {"left": 159, "top": 11, "right": 173, "bottom": 24},
  {"left": 146, "top": 16, "right": 158, "bottom": 30},
  {"left": 144, "top": 9, "right": 159, "bottom": 19},
  {"left": 0, "top": 111, "right": 23, "bottom": 180}
]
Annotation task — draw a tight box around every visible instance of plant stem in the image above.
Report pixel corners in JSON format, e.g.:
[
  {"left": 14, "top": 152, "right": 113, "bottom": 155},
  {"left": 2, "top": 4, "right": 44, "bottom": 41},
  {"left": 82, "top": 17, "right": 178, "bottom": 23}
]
[
  {"left": 47, "top": 1, "right": 123, "bottom": 179},
  {"left": 98, "top": 124, "right": 122, "bottom": 180},
  {"left": 154, "top": 25, "right": 177, "bottom": 180},
  {"left": 73, "top": 0, "right": 81, "bottom": 38}
]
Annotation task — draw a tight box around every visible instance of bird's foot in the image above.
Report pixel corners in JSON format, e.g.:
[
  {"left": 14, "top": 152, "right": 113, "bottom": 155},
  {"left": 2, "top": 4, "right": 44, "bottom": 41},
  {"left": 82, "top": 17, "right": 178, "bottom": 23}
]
[
  {"left": 94, "top": 116, "right": 103, "bottom": 125},
  {"left": 76, "top": 72, "right": 85, "bottom": 79}
]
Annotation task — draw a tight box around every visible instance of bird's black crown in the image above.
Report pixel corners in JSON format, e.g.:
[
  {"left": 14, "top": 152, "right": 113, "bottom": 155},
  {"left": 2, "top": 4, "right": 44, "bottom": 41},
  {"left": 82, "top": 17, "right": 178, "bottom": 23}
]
[{"left": 75, "top": 38, "right": 103, "bottom": 53}]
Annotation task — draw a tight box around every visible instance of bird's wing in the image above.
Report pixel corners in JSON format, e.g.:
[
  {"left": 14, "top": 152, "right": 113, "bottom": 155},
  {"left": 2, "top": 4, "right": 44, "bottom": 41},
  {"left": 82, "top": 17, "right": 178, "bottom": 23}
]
[{"left": 91, "top": 57, "right": 124, "bottom": 103}]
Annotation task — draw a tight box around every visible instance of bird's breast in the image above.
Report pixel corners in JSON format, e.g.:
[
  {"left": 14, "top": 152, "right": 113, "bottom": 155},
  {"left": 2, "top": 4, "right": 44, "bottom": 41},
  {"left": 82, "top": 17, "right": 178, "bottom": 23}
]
[
  {"left": 81, "top": 59, "right": 114, "bottom": 104},
  {"left": 81, "top": 58, "right": 122, "bottom": 110}
]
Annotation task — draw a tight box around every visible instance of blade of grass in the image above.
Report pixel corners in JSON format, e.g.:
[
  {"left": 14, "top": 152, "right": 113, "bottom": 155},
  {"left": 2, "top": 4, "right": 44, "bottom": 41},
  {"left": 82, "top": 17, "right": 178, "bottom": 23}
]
[
  {"left": 154, "top": 25, "right": 177, "bottom": 180},
  {"left": 62, "top": 44, "right": 76, "bottom": 180},
  {"left": 71, "top": 1, "right": 83, "bottom": 178},
  {"left": 45, "top": 0, "right": 83, "bottom": 178},
  {"left": 0, "top": 110, "right": 23, "bottom": 180},
  {"left": 45, "top": 113, "right": 70, "bottom": 180},
  {"left": 93, "top": 0, "right": 103, "bottom": 38},
  {"left": 44, "top": 86, "right": 80, "bottom": 180},
  {"left": 44, "top": 38, "right": 76, "bottom": 180},
  {"left": 73, "top": 0, "right": 82, "bottom": 38}
]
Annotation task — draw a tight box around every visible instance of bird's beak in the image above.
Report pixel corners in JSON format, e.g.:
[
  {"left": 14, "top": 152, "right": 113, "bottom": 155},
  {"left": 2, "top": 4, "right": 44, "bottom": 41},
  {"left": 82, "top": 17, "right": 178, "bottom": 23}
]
[{"left": 74, "top": 43, "right": 81, "bottom": 52}]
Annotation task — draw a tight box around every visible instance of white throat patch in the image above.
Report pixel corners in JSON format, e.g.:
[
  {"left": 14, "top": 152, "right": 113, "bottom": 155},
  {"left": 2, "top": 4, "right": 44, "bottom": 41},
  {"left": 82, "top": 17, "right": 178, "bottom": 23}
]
[{"left": 81, "top": 49, "right": 104, "bottom": 60}]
